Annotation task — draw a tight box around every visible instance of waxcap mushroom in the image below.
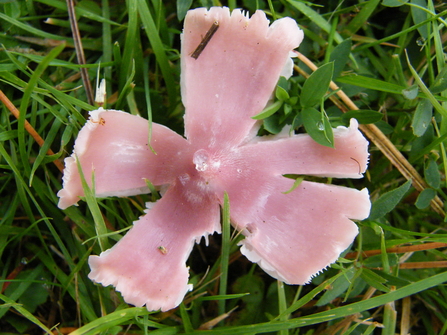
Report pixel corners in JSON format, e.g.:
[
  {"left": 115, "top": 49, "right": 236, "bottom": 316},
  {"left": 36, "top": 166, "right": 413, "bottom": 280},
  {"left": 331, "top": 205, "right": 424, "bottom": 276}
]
[{"left": 58, "top": 7, "right": 370, "bottom": 312}]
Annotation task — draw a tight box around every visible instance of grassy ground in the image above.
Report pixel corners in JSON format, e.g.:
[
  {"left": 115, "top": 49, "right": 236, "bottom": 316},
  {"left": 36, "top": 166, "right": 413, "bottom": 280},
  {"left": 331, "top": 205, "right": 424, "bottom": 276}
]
[{"left": 1, "top": 0, "right": 447, "bottom": 334}]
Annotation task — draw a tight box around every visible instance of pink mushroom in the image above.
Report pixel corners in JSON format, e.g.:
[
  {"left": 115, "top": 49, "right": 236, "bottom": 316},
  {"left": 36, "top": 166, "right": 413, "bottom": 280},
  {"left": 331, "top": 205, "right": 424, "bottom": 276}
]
[{"left": 58, "top": 7, "right": 370, "bottom": 312}]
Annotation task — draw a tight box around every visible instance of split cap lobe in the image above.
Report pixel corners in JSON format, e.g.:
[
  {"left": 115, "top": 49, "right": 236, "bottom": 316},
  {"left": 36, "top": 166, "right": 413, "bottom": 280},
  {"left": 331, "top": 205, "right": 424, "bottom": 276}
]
[
  {"left": 181, "top": 7, "right": 304, "bottom": 147},
  {"left": 57, "top": 7, "right": 370, "bottom": 312},
  {"left": 214, "top": 119, "right": 370, "bottom": 284},
  {"left": 57, "top": 109, "right": 189, "bottom": 210}
]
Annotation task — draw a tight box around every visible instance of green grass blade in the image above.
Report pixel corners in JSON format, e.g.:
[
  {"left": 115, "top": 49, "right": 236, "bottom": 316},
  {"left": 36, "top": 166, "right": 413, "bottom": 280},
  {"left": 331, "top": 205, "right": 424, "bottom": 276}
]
[
  {"left": 0, "top": 12, "right": 71, "bottom": 42},
  {"left": 277, "top": 281, "right": 289, "bottom": 335},
  {"left": 16, "top": 43, "right": 65, "bottom": 175},
  {"left": 69, "top": 307, "right": 150, "bottom": 335},
  {"left": 0, "top": 293, "right": 53, "bottom": 334},
  {"left": 0, "top": 264, "right": 44, "bottom": 318},
  {"left": 187, "top": 271, "right": 447, "bottom": 334},
  {"left": 218, "top": 192, "right": 231, "bottom": 318},
  {"left": 405, "top": 51, "right": 447, "bottom": 118},
  {"left": 180, "top": 303, "right": 194, "bottom": 332},
  {"left": 29, "top": 115, "right": 64, "bottom": 185},
  {"left": 353, "top": 9, "right": 446, "bottom": 52},
  {"left": 287, "top": 0, "right": 344, "bottom": 44},
  {"left": 118, "top": 0, "right": 140, "bottom": 94},
  {"left": 137, "top": 0, "right": 178, "bottom": 109},
  {"left": 75, "top": 154, "right": 110, "bottom": 252},
  {"left": 34, "top": 0, "right": 121, "bottom": 26},
  {"left": 343, "top": 0, "right": 380, "bottom": 36}
]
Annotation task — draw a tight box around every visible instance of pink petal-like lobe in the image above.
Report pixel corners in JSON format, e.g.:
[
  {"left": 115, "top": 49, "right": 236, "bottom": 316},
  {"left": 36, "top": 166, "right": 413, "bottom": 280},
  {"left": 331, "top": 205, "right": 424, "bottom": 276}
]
[
  {"left": 181, "top": 8, "right": 304, "bottom": 148},
  {"left": 206, "top": 121, "right": 370, "bottom": 284},
  {"left": 222, "top": 174, "right": 370, "bottom": 284},
  {"left": 88, "top": 183, "right": 220, "bottom": 312},
  {"left": 239, "top": 119, "right": 369, "bottom": 179},
  {"left": 226, "top": 176, "right": 369, "bottom": 284},
  {"left": 58, "top": 109, "right": 189, "bottom": 209}
]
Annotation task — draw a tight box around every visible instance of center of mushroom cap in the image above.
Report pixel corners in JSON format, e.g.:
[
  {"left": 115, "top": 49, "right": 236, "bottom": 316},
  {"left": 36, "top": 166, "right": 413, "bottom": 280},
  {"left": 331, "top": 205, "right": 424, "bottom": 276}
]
[{"left": 193, "top": 149, "right": 221, "bottom": 173}]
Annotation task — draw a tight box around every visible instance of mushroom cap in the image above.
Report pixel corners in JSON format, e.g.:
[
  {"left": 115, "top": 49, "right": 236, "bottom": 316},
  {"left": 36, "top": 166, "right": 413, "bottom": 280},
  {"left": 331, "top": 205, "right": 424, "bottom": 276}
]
[{"left": 57, "top": 7, "right": 370, "bottom": 312}]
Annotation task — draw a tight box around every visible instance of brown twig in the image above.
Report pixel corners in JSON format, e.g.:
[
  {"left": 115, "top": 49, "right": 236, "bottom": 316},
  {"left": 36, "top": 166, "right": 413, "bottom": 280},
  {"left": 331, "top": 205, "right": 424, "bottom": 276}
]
[
  {"left": 371, "top": 261, "right": 447, "bottom": 270},
  {"left": 294, "top": 51, "right": 445, "bottom": 217},
  {"left": 66, "top": 0, "right": 94, "bottom": 105},
  {"left": 345, "top": 242, "right": 447, "bottom": 259},
  {"left": 0, "top": 90, "right": 64, "bottom": 172},
  {"left": 1, "top": 263, "right": 25, "bottom": 293},
  {"left": 401, "top": 296, "right": 411, "bottom": 335},
  {"left": 198, "top": 306, "right": 238, "bottom": 330},
  {"left": 397, "top": 261, "right": 447, "bottom": 269}
]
